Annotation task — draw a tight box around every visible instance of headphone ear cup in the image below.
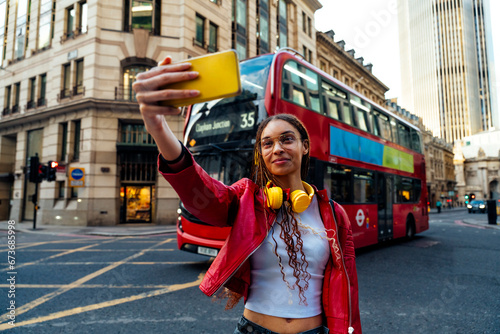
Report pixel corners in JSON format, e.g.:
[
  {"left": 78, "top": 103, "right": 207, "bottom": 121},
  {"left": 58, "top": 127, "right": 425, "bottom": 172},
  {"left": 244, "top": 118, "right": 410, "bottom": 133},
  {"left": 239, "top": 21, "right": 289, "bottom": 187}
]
[
  {"left": 290, "top": 190, "right": 312, "bottom": 213},
  {"left": 265, "top": 186, "right": 283, "bottom": 210}
]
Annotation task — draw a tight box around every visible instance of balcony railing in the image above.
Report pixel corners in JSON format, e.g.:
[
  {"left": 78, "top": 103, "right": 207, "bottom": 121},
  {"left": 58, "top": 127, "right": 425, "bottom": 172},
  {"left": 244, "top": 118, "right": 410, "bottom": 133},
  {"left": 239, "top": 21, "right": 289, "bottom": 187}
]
[
  {"left": 2, "top": 107, "right": 10, "bottom": 116},
  {"left": 11, "top": 105, "right": 19, "bottom": 114},
  {"left": 73, "top": 85, "right": 85, "bottom": 96},
  {"left": 27, "top": 100, "right": 36, "bottom": 110},
  {"left": 115, "top": 85, "right": 137, "bottom": 102},
  {"left": 37, "top": 97, "right": 46, "bottom": 107},
  {"left": 58, "top": 86, "right": 85, "bottom": 101}
]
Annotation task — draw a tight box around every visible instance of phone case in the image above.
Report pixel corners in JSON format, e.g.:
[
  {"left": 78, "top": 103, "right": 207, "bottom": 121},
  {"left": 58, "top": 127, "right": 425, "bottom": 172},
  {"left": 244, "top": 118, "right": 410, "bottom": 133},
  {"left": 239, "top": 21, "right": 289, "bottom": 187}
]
[{"left": 160, "top": 50, "right": 241, "bottom": 107}]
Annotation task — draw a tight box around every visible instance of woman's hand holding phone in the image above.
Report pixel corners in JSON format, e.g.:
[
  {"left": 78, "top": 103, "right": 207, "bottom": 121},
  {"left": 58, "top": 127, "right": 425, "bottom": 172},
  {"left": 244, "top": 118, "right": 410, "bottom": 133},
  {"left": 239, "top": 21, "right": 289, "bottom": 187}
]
[{"left": 132, "top": 56, "right": 199, "bottom": 160}]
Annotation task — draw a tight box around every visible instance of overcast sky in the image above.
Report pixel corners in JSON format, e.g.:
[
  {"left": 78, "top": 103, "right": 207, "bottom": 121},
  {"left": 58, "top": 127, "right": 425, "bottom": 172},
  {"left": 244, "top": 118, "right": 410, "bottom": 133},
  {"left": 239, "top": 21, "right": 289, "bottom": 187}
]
[{"left": 315, "top": 0, "right": 500, "bottom": 110}]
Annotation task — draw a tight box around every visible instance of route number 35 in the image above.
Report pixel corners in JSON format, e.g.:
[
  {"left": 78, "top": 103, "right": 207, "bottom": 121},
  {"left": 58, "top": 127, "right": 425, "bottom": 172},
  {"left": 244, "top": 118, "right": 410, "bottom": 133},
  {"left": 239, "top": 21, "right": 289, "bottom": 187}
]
[{"left": 240, "top": 112, "right": 255, "bottom": 128}]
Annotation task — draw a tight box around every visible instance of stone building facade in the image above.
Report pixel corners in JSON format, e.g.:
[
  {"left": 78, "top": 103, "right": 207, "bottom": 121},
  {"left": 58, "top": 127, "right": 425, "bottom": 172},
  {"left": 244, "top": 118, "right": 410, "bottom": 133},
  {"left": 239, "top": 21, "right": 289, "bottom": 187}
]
[
  {"left": 0, "top": 0, "right": 325, "bottom": 226},
  {"left": 316, "top": 30, "right": 388, "bottom": 108},
  {"left": 454, "top": 130, "right": 500, "bottom": 202}
]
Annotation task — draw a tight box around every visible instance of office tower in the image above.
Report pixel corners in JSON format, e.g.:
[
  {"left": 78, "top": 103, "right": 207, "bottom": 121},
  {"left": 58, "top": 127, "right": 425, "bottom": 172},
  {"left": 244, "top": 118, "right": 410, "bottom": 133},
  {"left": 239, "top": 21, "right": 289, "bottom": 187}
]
[{"left": 398, "top": 0, "right": 498, "bottom": 143}]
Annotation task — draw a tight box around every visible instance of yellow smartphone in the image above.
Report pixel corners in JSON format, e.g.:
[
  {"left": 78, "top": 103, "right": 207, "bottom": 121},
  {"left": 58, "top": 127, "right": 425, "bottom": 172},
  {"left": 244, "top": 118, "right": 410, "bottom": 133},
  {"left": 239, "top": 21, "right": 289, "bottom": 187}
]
[{"left": 160, "top": 50, "right": 241, "bottom": 107}]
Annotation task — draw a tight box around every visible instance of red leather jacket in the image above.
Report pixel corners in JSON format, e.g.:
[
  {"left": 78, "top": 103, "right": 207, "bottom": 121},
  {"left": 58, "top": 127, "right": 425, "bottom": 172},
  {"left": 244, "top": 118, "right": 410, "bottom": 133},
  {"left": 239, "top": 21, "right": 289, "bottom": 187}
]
[{"left": 160, "top": 153, "right": 362, "bottom": 334}]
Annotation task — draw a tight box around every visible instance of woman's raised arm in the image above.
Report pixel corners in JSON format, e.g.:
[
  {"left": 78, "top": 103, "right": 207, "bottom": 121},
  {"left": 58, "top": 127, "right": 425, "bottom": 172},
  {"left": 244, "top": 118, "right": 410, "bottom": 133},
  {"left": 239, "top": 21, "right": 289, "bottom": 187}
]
[{"left": 132, "top": 56, "right": 200, "bottom": 161}]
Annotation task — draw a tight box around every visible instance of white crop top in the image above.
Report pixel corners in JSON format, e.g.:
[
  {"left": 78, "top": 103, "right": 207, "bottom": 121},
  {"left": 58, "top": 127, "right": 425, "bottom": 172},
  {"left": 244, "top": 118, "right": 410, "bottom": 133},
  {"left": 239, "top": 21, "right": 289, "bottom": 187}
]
[{"left": 245, "top": 195, "right": 331, "bottom": 318}]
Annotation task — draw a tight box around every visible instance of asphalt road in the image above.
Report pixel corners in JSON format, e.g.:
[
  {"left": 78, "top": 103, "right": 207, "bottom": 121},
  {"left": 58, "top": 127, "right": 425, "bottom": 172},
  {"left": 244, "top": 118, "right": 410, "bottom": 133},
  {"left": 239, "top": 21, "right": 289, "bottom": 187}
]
[{"left": 0, "top": 210, "right": 498, "bottom": 333}]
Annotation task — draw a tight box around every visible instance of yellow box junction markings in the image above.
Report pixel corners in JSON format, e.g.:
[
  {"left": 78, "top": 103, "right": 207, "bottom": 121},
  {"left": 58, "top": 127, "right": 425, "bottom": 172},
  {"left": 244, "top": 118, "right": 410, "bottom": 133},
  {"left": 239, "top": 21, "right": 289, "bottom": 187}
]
[{"left": 0, "top": 237, "right": 194, "bottom": 329}]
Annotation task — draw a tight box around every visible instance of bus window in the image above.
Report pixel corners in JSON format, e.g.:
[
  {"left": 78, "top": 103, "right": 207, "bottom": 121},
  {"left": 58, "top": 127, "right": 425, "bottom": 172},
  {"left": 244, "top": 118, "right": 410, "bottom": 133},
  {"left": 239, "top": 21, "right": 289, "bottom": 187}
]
[
  {"left": 310, "top": 93, "right": 320, "bottom": 113},
  {"left": 342, "top": 105, "right": 353, "bottom": 126},
  {"left": 413, "top": 179, "right": 422, "bottom": 201},
  {"left": 354, "top": 171, "right": 375, "bottom": 203},
  {"left": 373, "top": 111, "right": 392, "bottom": 141},
  {"left": 325, "top": 165, "right": 352, "bottom": 203},
  {"left": 292, "top": 87, "right": 306, "bottom": 106},
  {"left": 398, "top": 123, "right": 411, "bottom": 149},
  {"left": 371, "top": 112, "right": 380, "bottom": 137},
  {"left": 390, "top": 117, "right": 398, "bottom": 143},
  {"left": 282, "top": 60, "right": 320, "bottom": 113},
  {"left": 326, "top": 99, "right": 340, "bottom": 119},
  {"left": 356, "top": 109, "right": 369, "bottom": 132},
  {"left": 411, "top": 129, "right": 422, "bottom": 153},
  {"left": 395, "top": 176, "right": 413, "bottom": 203},
  {"left": 321, "top": 80, "right": 348, "bottom": 120},
  {"left": 395, "top": 177, "right": 421, "bottom": 203}
]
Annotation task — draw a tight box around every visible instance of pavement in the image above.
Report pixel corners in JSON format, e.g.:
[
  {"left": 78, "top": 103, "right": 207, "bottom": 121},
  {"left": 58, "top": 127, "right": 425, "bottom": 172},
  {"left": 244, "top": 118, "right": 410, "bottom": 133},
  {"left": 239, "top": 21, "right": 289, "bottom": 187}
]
[
  {"left": 1, "top": 206, "right": 499, "bottom": 236},
  {"left": 429, "top": 206, "right": 500, "bottom": 229},
  {"left": 0, "top": 220, "right": 177, "bottom": 236}
]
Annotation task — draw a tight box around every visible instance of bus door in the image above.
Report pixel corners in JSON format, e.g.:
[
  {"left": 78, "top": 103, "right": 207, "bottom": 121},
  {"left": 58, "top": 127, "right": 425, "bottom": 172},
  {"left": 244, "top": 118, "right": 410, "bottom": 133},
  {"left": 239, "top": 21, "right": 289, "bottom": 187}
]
[{"left": 377, "top": 173, "right": 393, "bottom": 240}]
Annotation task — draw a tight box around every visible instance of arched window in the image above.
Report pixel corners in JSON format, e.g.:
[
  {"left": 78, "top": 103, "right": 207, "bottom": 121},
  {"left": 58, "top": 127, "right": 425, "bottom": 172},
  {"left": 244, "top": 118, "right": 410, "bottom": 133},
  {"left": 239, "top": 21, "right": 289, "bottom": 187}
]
[{"left": 120, "top": 57, "right": 156, "bottom": 101}]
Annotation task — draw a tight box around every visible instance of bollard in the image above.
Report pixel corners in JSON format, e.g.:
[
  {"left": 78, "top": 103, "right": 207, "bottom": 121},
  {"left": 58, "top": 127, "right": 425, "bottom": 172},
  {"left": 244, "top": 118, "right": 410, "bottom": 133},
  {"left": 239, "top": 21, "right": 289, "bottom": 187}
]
[{"left": 487, "top": 200, "right": 497, "bottom": 225}]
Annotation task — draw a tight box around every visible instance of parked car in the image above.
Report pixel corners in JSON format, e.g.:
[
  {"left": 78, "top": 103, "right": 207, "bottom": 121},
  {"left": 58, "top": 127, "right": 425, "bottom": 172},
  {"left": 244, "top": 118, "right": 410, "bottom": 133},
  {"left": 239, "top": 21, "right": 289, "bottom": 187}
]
[{"left": 468, "top": 200, "right": 486, "bottom": 213}]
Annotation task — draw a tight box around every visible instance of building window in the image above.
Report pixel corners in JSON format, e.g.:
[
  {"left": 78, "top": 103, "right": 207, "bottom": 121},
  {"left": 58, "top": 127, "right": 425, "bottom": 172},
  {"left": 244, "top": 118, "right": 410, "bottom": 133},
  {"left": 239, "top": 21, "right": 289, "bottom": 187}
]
[
  {"left": 71, "top": 186, "right": 78, "bottom": 199},
  {"left": 122, "top": 64, "right": 151, "bottom": 101},
  {"left": 257, "top": 0, "right": 269, "bottom": 54},
  {"left": 38, "top": 73, "right": 47, "bottom": 106},
  {"left": 119, "top": 123, "right": 155, "bottom": 146},
  {"left": 208, "top": 22, "right": 218, "bottom": 53},
  {"left": 65, "top": 5, "right": 75, "bottom": 39},
  {"left": 77, "top": 1, "right": 87, "bottom": 34},
  {"left": 60, "top": 122, "right": 68, "bottom": 161},
  {"left": 307, "top": 16, "right": 311, "bottom": 37},
  {"left": 277, "top": 0, "right": 287, "bottom": 49},
  {"left": 74, "top": 58, "right": 84, "bottom": 95},
  {"left": 0, "top": 0, "right": 9, "bottom": 62},
  {"left": 302, "top": 46, "right": 312, "bottom": 63},
  {"left": 14, "top": 0, "right": 30, "bottom": 60},
  {"left": 195, "top": 13, "right": 205, "bottom": 47},
  {"left": 302, "top": 11, "right": 306, "bottom": 33},
  {"left": 73, "top": 120, "right": 81, "bottom": 161},
  {"left": 38, "top": 0, "right": 55, "bottom": 49},
  {"left": 27, "top": 77, "right": 36, "bottom": 109},
  {"left": 2, "top": 85, "right": 11, "bottom": 116},
  {"left": 232, "top": 0, "right": 247, "bottom": 60},
  {"left": 12, "top": 82, "right": 20, "bottom": 113},
  {"left": 124, "top": 0, "right": 161, "bottom": 35},
  {"left": 62, "top": 63, "right": 71, "bottom": 98},
  {"left": 57, "top": 181, "right": 65, "bottom": 199}
]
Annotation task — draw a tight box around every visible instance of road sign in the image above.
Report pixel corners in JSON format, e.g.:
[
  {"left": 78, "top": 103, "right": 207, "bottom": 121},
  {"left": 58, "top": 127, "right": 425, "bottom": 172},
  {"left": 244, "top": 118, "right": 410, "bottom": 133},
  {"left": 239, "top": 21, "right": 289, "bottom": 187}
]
[{"left": 69, "top": 167, "right": 85, "bottom": 187}]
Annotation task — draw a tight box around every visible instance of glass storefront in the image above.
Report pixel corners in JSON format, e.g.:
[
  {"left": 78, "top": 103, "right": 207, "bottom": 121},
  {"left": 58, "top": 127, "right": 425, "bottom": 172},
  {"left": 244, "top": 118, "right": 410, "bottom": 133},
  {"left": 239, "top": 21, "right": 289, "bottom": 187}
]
[{"left": 120, "top": 185, "right": 155, "bottom": 223}]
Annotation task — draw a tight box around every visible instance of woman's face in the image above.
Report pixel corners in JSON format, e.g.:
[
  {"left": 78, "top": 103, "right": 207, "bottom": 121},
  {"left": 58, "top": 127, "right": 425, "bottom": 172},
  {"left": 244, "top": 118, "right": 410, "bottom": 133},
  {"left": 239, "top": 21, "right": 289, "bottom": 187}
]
[{"left": 260, "top": 119, "right": 309, "bottom": 180}]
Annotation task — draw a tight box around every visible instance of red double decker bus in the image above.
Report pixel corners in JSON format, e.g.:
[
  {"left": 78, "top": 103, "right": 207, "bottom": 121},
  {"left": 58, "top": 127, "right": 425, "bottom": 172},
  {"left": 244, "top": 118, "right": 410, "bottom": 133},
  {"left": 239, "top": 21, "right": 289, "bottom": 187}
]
[{"left": 177, "top": 49, "right": 428, "bottom": 256}]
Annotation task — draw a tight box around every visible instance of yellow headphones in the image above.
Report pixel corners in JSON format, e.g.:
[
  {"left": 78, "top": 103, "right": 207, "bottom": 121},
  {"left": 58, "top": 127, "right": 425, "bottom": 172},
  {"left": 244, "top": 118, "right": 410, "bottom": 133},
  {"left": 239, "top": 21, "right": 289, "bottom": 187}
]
[{"left": 264, "top": 181, "right": 314, "bottom": 213}]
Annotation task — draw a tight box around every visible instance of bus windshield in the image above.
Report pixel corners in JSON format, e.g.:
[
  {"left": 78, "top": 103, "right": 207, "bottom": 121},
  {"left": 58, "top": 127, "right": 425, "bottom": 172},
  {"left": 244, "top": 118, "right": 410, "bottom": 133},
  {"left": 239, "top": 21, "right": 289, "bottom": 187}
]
[{"left": 184, "top": 54, "right": 274, "bottom": 149}]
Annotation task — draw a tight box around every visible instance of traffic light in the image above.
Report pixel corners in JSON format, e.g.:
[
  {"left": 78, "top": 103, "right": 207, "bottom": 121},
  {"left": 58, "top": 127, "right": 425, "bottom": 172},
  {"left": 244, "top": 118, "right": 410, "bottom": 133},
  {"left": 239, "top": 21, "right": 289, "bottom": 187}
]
[
  {"left": 47, "top": 161, "right": 58, "bottom": 181},
  {"left": 464, "top": 194, "right": 469, "bottom": 204},
  {"left": 470, "top": 193, "right": 476, "bottom": 200},
  {"left": 29, "top": 156, "right": 40, "bottom": 183},
  {"left": 39, "top": 164, "right": 48, "bottom": 181}
]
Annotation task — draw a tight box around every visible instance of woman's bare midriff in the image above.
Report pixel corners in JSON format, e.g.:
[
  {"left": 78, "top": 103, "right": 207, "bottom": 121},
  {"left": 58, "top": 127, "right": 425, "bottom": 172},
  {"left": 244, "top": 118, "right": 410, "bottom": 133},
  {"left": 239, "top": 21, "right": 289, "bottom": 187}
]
[{"left": 243, "top": 308, "right": 323, "bottom": 334}]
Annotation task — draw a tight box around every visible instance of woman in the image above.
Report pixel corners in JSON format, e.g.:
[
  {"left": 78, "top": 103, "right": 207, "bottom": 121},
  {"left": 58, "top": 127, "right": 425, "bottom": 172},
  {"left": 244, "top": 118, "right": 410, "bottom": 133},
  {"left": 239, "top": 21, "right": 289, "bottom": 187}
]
[{"left": 133, "top": 57, "right": 362, "bottom": 334}]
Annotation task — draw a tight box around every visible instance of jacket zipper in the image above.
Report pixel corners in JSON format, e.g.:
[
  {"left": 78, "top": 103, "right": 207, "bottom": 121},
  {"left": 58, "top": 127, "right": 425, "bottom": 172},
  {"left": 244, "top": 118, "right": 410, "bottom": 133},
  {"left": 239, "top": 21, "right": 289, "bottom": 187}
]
[{"left": 331, "top": 202, "right": 354, "bottom": 334}]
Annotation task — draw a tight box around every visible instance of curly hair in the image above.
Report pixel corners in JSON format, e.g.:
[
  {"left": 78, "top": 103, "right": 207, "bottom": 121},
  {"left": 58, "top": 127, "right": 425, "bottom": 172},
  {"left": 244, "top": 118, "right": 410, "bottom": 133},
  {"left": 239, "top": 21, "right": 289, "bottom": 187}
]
[
  {"left": 216, "top": 114, "right": 313, "bottom": 310},
  {"left": 252, "top": 114, "right": 312, "bottom": 306}
]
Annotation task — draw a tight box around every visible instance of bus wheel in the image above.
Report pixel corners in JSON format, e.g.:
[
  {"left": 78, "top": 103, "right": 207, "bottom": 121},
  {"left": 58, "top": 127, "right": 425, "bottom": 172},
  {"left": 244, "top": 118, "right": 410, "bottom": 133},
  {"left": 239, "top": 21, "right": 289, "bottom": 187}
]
[{"left": 406, "top": 216, "right": 416, "bottom": 240}]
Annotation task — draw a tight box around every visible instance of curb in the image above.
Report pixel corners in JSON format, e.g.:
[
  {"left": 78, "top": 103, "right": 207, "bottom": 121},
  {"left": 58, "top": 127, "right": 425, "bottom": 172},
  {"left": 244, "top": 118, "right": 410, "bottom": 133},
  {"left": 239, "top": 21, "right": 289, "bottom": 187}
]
[
  {"left": 0, "top": 222, "right": 177, "bottom": 237},
  {"left": 462, "top": 220, "right": 500, "bottom": 230}
]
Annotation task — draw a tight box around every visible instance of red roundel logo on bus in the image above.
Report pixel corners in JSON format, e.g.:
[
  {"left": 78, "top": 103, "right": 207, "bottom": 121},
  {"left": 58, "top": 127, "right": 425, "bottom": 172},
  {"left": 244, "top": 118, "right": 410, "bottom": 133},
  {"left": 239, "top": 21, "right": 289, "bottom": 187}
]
[{"left": 355, "top": 209, "right": 365, "bottom": 227}]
